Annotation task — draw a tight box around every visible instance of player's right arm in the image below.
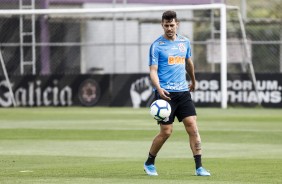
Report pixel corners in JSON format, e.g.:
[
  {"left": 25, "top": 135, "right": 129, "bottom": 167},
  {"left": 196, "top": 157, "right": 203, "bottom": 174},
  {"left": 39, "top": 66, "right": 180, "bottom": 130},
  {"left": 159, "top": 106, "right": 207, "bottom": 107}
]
[{"left": 150, "top": 65, "right": 171, "bottom": 101}]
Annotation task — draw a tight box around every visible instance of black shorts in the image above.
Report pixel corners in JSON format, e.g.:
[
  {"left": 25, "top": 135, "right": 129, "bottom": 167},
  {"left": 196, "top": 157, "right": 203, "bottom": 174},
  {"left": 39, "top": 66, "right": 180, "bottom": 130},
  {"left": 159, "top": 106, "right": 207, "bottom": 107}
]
[{"left": 155, "top": 91, "right": 197, "bottom": 125}]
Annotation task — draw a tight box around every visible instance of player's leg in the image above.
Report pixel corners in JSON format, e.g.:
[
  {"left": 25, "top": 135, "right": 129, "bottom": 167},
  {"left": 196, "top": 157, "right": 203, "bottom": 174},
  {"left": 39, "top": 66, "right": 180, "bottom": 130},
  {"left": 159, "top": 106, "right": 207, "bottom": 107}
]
[
  {"left": 177, "top": 91, "right": 210, "bottom": 176},
  {"left": 183, "top": 116, "right": 210, "bottom": 176},
  {"left": 149, "top": 123, "right": 173, "bottom": 156},
  {"left": 176, "top": 92, "right": 201, "bottom": 156},
  {"left": 183, "top": 116, "right": 201, "bottom": 155},
  {"left": 144, "top": 123, "right": 173, "bottom": 176}
]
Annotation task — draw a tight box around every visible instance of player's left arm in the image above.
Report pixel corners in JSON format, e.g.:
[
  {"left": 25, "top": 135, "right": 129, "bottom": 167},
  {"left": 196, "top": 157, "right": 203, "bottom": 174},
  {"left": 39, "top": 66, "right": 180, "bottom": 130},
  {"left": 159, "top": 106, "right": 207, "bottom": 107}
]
[{"left": 185, "top": 58, "right": 196, "bottom": 92}]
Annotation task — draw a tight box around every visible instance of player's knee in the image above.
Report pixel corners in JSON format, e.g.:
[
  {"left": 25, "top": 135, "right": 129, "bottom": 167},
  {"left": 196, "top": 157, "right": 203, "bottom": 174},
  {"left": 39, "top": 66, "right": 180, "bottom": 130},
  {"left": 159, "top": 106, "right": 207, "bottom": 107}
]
[
  {"left": 183, "top": 116, "right": 197, "bottom": 127},
  {"left": 160, "top": 128, "right": 172, "bottom": 139},
  {"left": 184, "top": 121, "right": 197, "bottom": 130}
]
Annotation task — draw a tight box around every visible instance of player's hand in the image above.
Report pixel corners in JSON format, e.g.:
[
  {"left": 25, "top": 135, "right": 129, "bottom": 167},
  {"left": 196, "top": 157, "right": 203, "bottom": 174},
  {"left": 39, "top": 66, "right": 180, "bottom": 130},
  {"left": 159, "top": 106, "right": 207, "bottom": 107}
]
[
  {"left": 189, "top": 82, "right": 196, "bottom": 92},
  {"left": 157, "top": 88, "right": 171, "bottom": 101}
]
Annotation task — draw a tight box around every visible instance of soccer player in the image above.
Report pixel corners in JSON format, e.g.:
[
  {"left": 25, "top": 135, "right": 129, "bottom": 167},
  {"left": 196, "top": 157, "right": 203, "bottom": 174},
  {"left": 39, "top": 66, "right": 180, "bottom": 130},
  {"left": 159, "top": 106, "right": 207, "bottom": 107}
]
[{"left": 144, "top": 10, "right": 210, "bottom": 176}]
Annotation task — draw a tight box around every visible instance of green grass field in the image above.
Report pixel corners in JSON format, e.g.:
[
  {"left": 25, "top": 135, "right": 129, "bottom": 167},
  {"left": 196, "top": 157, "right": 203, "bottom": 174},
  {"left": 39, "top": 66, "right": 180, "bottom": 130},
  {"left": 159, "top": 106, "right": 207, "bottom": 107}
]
[{"left": 0, "top": 107, "right": 281, "bottom": 184}]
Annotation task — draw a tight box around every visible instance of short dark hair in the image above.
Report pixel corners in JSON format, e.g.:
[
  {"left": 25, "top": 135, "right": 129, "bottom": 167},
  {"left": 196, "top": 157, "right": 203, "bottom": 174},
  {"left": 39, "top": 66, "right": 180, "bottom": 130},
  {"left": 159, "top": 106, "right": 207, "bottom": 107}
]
[{"left": 162, "top": 10, "right": 178, "bottom": 22}]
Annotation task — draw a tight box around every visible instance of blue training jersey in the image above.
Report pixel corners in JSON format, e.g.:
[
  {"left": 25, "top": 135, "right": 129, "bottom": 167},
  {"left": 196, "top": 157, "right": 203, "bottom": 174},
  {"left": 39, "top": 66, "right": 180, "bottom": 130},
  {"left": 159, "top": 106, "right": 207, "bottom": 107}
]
[{"left": 149, "top": 34, "right": 192, "bottom": 92}]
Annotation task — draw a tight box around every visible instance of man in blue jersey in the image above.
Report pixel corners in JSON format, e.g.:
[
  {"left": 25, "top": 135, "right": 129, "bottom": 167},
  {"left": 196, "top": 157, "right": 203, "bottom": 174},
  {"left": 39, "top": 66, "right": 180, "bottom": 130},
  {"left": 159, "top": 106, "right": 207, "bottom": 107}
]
[{"left": 144, "top": 10, "right": 210, "bottom": 176}]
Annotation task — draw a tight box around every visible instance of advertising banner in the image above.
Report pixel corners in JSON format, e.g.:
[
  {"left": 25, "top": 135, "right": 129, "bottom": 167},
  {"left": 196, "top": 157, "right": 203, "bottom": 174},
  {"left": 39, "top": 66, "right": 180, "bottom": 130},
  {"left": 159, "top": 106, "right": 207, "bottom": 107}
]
[
  {"left": 191, "top": 73, "right": 282, "bottom": 108},
  {"left": 0, "top": 73, "right": 281, "bottom": 108},
  {"left": 0, "top": 75, "right": 110, "bottom": 107}
]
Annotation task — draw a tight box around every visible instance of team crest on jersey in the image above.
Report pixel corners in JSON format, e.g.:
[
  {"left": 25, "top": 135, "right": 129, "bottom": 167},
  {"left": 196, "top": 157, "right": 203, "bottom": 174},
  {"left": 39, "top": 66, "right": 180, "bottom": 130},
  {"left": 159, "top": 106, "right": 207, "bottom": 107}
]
[{"left": 178, "top": 43, "right": 186, "bottom": 52}]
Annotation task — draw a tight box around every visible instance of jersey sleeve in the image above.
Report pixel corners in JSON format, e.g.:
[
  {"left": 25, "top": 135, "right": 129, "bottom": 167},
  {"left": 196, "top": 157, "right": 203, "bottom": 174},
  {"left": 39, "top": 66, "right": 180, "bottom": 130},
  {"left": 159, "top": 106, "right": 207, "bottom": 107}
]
[
  {"left": 149, "top": 43, "right": 159, "bottom": 66},
  {"left": 186, "top": 41, "right": 192, "bottom": 59}
]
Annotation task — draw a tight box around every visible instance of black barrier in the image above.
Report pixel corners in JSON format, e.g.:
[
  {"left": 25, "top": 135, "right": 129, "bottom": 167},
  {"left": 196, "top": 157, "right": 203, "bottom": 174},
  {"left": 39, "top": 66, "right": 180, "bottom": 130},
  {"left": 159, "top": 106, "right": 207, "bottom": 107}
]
[
  {"left": 192, "top": 73, "right": 282, "bottom": 108},
  {"left": 0, "top": 73, "right": 281, "bottom": 107},
  {"left": 0, "top": 75, "right": 110, "bottom": 107}
]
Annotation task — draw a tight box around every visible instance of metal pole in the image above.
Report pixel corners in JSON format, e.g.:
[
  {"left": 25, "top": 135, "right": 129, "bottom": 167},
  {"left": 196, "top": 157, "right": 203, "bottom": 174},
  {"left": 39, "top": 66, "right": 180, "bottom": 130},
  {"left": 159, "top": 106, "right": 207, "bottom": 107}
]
[
  {"left": 40, "top": 0, "right": 50, "bottom": 74},
  {"left": 0, "top": 4, "right": 238, "bottom": 15},
  {"left": 220, "top": 5, "right": 227, "bottom": 109},
  {"left": 237, "top": 10, "right": 261, "bottom": 105},
  {"left": 19, "top": 0, "right": 24, "bottom": 74},
  {"left": 123, "top": 0, "right": 127, "bottom": 73},
  {"left": 31, "top": 0, "right": 36, "bottom": 74},
  {"left": 138, "top": 22, "right": 142, "bottom": 73},
  {"left": 280, "top": 28, "right": 282, "bottom": 72},
  {"left": 240, "top": 0, "right": 247, "bottom": 21},
  {"left": 112, "top": 0, "right": 116, "bottom": 73},
  {"left": 210, "top": 6, "right": 215, "bottom": 72},
  {"left": 0, "top": 50, "right": 17, "bottom": 107}
]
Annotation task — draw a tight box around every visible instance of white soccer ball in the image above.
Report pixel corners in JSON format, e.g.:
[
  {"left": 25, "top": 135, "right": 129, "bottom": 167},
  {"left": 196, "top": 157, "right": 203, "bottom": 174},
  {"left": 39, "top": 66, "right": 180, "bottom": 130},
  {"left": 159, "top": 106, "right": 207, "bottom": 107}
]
[{"left": 150, "top": 99, "right": 171, "bottom": 121}]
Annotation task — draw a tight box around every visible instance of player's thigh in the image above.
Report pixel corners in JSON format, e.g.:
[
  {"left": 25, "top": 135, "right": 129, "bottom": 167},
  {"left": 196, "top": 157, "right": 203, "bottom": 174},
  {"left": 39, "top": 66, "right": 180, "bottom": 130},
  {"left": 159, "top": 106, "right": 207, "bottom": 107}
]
[{"left": 176, "top": 91, "right": 197, "bottom": 122}]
